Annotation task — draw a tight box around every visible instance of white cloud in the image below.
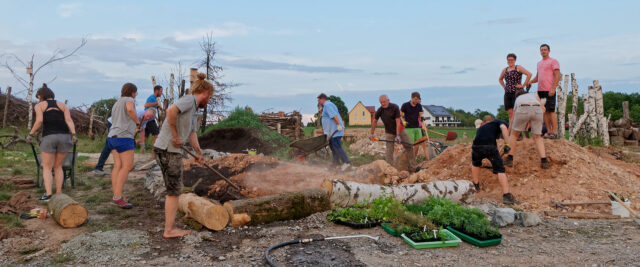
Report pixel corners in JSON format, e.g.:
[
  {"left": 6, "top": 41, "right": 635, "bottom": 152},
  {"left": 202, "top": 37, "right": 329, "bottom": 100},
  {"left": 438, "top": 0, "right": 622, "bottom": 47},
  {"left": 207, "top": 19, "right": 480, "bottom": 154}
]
[
  {"left": 172, "top": 22, "right": 249, "bottom": 41},
  {"left": 57, "top": 3, "right": 82, "bottom": 18}
]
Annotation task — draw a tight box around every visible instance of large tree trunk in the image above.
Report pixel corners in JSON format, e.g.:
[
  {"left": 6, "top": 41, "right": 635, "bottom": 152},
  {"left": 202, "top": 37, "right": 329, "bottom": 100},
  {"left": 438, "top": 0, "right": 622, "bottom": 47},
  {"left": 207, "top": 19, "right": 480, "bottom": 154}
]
[
  {"left": 569, "top": 113, "right": 589, "bottom": 141},
  {"left": 594, "top": 80, "right": 609, "bottom": 146},
  {"left": 622, "top": 101, "right": 630, "bottom": 120},
  {"left": 178, "top": 193, "right": 229, "bottom": 231},
  {"left": 587, "top": 86, "right": 598, "bottom": 138},
  {"left": 223, "top": 188, "right": 330, "bottom": 226},
  {"left": 27, "top": 62, "right": 34, "bottom": 129},
  {"left": 321, "top": 179, "right": 476, "bottom": 207},
  {"left": 569, "top": 73, "right": 579, "bottom": 130},
  {"left": 48, "top": 194, "right": 87, "bottom": 228}
]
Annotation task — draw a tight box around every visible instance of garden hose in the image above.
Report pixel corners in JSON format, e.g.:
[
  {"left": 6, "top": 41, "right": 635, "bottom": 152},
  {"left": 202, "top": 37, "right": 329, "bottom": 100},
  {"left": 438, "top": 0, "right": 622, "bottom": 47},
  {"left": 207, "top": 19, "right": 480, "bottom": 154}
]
[{"left": 264, "top": 235, "right": 379, "bottom": 267}]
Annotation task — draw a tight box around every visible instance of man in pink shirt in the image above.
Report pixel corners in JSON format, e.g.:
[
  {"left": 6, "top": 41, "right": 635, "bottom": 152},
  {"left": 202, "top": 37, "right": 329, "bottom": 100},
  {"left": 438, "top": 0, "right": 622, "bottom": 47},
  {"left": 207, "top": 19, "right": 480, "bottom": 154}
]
[{"left": 528, "top": 44, "right": 561, "bottom": 138}]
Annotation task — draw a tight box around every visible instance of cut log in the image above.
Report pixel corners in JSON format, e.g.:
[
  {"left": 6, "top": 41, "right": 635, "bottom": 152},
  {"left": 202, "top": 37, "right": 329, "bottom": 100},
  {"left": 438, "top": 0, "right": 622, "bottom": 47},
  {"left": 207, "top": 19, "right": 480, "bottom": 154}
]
[
  {"left": 622, "top": 101, "right": 630, "bottom": 120},
  {"left": 223, "top": 188, "right": 330, "bottom": 226},
  {"left": 609, "top": 128, "right": 618, "bottom": 136},
  {"left": 593, "top": 81, "right": 609, "bottom": 146},
  {"left": 544, "top": 211, "right": 620, "bottom": 219},
  {"left": 632, "top": 128, "right": 640, "bottom": 140},
  {"left": 557, "top": 75, "right": 568, "bottom": 138},
  {"left": 614, "top": 118, "right": 631, "bottom": 128},
  {"left": 624, "top": 140, "right": 638, "bottom": 147},
  {"left": 610, "top": 136, "right": 625, "bottom": 146},
  {"left": 48, "top": 194, "right": 88, "bottom": 228},
  {"left": 569, "top": 113, "right": 589, "bottom": 141},
  {"left": 569, "top": 73, "right": 579, "bottom": 130},
  {"left": 178, "top": 193, "right": 229, "bottom": 231},
  {"left": 322, "top": 179, "right": 476, "bottom": 207},
  {"left": 623, "top": 129, "right": 633, "bottom": 139}
]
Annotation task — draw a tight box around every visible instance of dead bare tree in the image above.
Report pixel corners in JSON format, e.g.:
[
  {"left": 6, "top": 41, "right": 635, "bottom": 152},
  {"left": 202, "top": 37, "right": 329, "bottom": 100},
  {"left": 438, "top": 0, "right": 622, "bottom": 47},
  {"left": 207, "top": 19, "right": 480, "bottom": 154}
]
[
  {"left": 1, "top": 38, "right": 87, "bottom": 129},
  {"left": 198, "top": 33, "right": 236, "bottom": 132}
]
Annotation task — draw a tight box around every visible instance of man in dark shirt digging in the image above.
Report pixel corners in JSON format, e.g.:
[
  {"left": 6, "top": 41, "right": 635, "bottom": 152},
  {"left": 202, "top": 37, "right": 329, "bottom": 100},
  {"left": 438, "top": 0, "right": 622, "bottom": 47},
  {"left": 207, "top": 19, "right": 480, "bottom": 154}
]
[
  {"left": 369, "top": 94, "right": 418, "bottom": 172},
  {"left": 471, "top": 115, "right": 518, "bottom": 204}
]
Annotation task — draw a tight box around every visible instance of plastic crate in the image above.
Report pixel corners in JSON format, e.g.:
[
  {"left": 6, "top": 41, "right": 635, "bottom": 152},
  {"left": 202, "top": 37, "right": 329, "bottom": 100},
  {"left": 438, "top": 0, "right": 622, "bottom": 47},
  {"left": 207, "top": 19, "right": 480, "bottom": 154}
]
[
  {"left": 381, "top": 222, "right": 401, "bottom": 237},
  {"left": 401, "top": 229, "right": 461, "bottom": 249},
  {"left": 446, "top": 226, "right": 502, "bottom": 247}
]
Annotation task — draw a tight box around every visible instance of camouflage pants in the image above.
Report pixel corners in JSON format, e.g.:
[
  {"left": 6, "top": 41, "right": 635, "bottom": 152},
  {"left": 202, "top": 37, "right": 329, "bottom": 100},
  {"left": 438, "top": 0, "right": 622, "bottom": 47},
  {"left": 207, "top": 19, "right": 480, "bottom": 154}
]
[{"left": 153, "top": 148, "right": 183, "bottom": 196}]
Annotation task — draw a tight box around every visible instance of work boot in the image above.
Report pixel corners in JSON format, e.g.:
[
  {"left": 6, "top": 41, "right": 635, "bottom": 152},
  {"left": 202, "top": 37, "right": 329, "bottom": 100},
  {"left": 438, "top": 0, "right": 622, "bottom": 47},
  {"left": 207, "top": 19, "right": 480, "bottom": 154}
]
[
  {"left": 503, "top": 193, "right": 520, "bottom": 205},
  {"left": 504, "top": 155, "right": 513, "bottom": 167},
  {"left": 541, "top": 158, "right": 549, "bottom": 169}
]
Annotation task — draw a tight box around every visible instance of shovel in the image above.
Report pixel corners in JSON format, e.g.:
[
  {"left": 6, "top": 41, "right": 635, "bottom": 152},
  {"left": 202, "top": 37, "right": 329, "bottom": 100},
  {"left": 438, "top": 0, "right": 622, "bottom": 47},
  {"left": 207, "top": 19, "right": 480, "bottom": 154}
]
[
  {"left": 369, "top": 137, "right": 415, "bottom": 146},
  {"left": 180, "top": 146, "right": 242, "bottom": 191},
  {"left": 606, "top": 190, "right": 640, "bottom": 225},
  {"left": 426, "top": 129, "right": 458, "bottom": 141}
]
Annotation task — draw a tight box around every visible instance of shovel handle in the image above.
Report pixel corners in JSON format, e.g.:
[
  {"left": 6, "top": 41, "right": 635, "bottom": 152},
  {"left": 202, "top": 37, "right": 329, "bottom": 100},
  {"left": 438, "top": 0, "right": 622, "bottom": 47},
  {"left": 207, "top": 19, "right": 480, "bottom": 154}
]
[{"left": 606, "top": 190, "right": 639, "bottom": 218}]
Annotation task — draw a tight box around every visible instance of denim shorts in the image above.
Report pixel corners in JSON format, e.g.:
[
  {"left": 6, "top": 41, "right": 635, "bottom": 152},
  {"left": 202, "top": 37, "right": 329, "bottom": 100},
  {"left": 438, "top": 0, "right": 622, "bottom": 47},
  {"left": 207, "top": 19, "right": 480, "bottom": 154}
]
[{"left": 107, "top": 137, "right": 135, "bottom": 153}]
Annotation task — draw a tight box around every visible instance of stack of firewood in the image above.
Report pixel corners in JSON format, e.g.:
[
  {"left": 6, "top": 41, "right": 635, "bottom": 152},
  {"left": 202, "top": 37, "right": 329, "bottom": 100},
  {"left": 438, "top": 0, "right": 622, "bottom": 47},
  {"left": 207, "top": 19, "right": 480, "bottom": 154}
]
[
  {"left": 608, "top": 114, "right": 639, "bottom": 146},
  {"left": 258, "top": 111, "right": 302, "bottom": 140},
  {"left": 0, "top": 92, "right": 106, "bottom": 134}
]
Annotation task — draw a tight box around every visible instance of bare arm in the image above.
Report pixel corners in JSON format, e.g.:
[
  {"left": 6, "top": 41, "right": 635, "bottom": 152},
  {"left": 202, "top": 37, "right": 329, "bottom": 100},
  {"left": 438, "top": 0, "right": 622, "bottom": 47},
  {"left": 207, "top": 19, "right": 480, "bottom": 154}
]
[
  {"left": 125, "top": 101, "right": 139, "bottom": 124},
  {"left": 188, "top": 131, "right": 202, "bottom": 156},
  {"left": 550, "top": 69, "right": 561, "bottom": 96},
  {"left": 500, "top": 124, "right": 510, "bottom": 143},
  {"left": 518, "top": 66, "right": 532, "bottom": 88},
  {"left": 29, "top": 103, "right": 44, "bottom": 135},
  {"left": 530, "top": 73, "right": 538, "bottom": 84},
  {"left": 369, "top": 115, "right": 377, "bottom": 135},
  {"left": 395, "top": 118, "right": 402, "bottom": 136},
  {"left": 144, "top": 101, "right": 158, "bottom": 108},
  {"left": 166, "top": 105, "right": 180, "bottom": 142},
  {"left": 59, "top": 101, "right": 76, "bottom": 134},
  {"left": 498, "top": 68, "right": 506, "bottom": 89},
  {"left": 333, "top": 115, "right": 340, "bottom": 126}
]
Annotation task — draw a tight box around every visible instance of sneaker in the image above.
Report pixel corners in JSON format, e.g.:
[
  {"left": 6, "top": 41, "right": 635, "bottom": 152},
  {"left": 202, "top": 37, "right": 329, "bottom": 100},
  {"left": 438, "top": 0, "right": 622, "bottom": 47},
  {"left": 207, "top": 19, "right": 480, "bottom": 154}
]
[
  {"left": 517, "top": 134, "right": 523, "bottom": 141},
  {"left": 541, "top": 160, "right": 550, "bottom": 169},
  {"left": 93, "top": 169, "right": 105, "bottom": 176},
  {"left": 503, "top": 193, "right": 520, "bottom": 205},
  {"left": 112, "top": 198, "right": 133, "bottom": 209},
  {"left": 39, "top": 194, "right": 52, "bottom": 202},
  {"left": 504, "top": 155, "right": 513, "bottom": 167},
  {"left": 473, "top": 183, "right": 480, "bottom": 191}
]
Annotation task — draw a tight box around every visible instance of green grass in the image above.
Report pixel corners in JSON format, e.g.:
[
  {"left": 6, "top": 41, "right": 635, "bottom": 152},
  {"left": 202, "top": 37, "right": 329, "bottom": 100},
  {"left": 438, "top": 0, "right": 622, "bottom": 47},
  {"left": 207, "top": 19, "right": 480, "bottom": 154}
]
[
  {"left": 303, "top": 126, "right": 316, "bottom": 138},
  {"left": 0, "top": 192, "right": 12, "bottom": 200},
  {"left": 50, "top": 253, "right": 75, "bottom": 265},
  {"left": 0, "top": 214, "right": 23, "bottom": 228}
]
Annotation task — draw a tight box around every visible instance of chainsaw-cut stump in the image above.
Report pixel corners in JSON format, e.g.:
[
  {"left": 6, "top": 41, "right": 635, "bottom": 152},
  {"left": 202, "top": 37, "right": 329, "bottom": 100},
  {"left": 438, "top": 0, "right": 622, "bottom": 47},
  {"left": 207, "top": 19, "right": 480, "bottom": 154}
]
[
  {"left": 178, "top": 193, "right": 229, "bottom": 231},
  {"left": 48, "top": 194, "right": 88, "bottom": 228}
]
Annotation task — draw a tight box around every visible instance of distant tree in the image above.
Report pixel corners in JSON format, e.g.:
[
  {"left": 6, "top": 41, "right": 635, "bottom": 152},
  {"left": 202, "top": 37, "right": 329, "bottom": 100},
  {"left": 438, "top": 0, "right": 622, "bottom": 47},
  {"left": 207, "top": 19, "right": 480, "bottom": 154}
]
[
  {"left": 198, "top": 33, "right": 236, "bottom": 132},
  {"left": 472, "top": 109, "right": 493, "bottom": 119},
  {"left": 496, "top": 105, "right": 509, "bottom": 122},
  {"left": 89, "top": 98, "right": 118, "bottom": 121},
  {"left": 327, "top": 95, "right": 349, "bottom": 125}
]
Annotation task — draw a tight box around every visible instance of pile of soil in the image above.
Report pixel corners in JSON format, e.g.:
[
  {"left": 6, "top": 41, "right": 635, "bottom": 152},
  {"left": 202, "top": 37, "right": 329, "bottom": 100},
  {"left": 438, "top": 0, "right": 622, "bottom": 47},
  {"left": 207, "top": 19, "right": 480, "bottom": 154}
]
[
  {"left": 419, "top": 138, "right": 640, "bottom": 211},
  {"left": 198, "top": 127, "right": 282, "bottom": 155},
  {"left": 0, "top": 192, "right": 37, "bottom": 214}
]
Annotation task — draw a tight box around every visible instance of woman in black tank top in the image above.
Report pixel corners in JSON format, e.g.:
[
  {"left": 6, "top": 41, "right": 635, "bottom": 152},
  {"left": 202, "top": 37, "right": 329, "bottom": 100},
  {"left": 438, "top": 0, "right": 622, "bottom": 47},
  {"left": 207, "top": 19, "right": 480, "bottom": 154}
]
[
  {"left": 27, "top": 84, "right": 77, "bottom": 201},
  {"left": 498, "top": 53, "right": 532, "bottom": 134}
]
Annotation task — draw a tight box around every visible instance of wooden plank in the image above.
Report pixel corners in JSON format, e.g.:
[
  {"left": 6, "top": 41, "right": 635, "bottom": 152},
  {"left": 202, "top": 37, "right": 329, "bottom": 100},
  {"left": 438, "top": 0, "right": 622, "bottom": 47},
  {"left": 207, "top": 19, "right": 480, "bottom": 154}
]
[{"left": 544, "top": 211, "right": 620, "bottom": 219}]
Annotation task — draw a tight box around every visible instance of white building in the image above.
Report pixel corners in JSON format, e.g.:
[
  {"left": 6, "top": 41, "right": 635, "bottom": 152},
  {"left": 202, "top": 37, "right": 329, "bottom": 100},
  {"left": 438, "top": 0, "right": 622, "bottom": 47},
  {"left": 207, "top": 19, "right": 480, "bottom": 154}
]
[{"left": 421, "top": 105, "right": 461, "bottom": 127}]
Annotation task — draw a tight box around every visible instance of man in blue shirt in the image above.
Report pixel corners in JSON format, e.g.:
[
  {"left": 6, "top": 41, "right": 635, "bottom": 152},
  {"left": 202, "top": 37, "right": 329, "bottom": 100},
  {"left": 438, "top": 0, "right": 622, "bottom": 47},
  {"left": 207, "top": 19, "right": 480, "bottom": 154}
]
[
  {"left": 143, "top": 85, "right": 163, "bottom": 146},
  {"left": 318, "top": 93, "right": 351, "bottom": 167}
]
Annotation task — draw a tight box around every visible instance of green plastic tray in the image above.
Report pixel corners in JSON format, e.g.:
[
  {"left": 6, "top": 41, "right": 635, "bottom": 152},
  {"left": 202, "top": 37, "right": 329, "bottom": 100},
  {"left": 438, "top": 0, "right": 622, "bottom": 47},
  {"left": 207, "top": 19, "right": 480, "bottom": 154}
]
[
  {"left": 446, "top": 226, "right": 502, "bottom": 247},
  {"left": 381, "top": 222, "right": 401, "bottom": 237},
  {"left": 401, "top": 229, "right": 461, "bottom": 249}
]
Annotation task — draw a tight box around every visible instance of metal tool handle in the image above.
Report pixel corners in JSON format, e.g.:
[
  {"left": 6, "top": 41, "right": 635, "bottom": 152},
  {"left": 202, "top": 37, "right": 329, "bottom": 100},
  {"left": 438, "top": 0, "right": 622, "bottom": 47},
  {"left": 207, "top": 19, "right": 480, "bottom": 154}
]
[{"left": 180, "top": 146, "right": 241, "bottom": 191}]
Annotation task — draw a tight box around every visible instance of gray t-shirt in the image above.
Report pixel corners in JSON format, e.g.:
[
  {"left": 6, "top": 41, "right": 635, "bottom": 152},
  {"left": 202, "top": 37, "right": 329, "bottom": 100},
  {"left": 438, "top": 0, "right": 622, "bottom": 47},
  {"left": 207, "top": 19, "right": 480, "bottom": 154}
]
[
  {"left": 108, "top": 97, "right": 137, "bottom": 139},
  {"left": 154, "top": 95, "right": 198, "bottom": 153}
]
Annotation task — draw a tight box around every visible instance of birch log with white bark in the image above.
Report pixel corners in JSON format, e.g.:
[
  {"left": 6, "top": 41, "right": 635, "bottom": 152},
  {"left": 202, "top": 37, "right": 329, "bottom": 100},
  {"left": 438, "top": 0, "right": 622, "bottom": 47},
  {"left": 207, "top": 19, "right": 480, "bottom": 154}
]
[
  {"left": 622, "top": 101, "right": 630, "bottom": 120},
  {"left": 557, "top": 75, "right": 569, "bottom": 138},
  {"left": 169, "top": 73, "right": 175, "bottom": 104},
  {"left": 587, "top": 86, "right": 598, "bottom": 138},
  {"left": 569, "top": 113, "right": 589, "bottom": 141},
  {"left": 26, "top": 61, "right": 34, "bottom": 129},
  {"left": 594, "top": 80, "right": 609, "bottom": 146},
  {"left": 569, "top": 73, "right": 579, "bottom": 130},
  {"left": 322, "top": 179, "right": 476, "bottom": 207}
]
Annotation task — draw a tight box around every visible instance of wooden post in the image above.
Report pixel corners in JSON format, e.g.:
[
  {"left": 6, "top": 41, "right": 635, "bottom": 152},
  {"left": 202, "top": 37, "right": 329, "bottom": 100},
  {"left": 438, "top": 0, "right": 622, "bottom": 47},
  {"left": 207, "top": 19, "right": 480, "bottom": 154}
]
[
  {"left": 180, "top": 79, "right": 186, "bottom": 97},
  {"left": 169, "top": 73, "right": 175, "bottom": 104},
  {"left": 88, "top": 108, "right": 94, "bottom": 139},
  {"left": 594, "top": 80, "right": 609, "bottom": 146},
  {"left": 622, "top": 101, "right": 630, "bottom": 120},
  {"left": 557, "top": 75, "right": 569, "bottom": 138},
  {"left": 189, "top": 68, "right": 198, "bottom": 91},
  {"left": 27, "top": 61, "right": 34, "bottom": 129},
  {"left": 587, "top": 86, "right": 597, "bottom": 138},
  {"left": 569, "top": 73, "right": 579, "bottom": 130},
  {"left": 2, "top": 87, "right": 10, "bottom": 128}
]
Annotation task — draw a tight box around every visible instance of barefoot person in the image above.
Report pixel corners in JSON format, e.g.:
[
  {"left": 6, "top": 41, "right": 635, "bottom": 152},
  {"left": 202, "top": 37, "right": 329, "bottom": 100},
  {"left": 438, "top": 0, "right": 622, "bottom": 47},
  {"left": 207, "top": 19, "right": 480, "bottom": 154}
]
[
  {"left": 504, "top": 91, "right": 549, "bottom": 169},
  {"left": 370, "top": 95, "right": 419, "bottom": 172},
  {"left": 528, "top": 44, "right": 561, "bottom": 139},
  {"left": 471, "top": 115, "right": 518, "bottom": 204},
  {"left": 499, "top": 53, "right": 531, "bottom": 133},
  {"left": 107, "top": 83, "right": 140, "bottom": 209},
  {"left": 26, "top": 84, "right": 77, "bottom": 201},
  {"left": 154, "top": 73, "right": 214, "bottom": 238}
]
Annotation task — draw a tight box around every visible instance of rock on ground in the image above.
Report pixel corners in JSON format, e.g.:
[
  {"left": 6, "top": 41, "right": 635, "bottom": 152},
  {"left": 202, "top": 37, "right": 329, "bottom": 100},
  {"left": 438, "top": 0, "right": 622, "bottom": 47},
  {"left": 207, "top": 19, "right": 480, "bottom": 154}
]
[{"left": 492, "top": 208, "right": 516, "bottom": 227}]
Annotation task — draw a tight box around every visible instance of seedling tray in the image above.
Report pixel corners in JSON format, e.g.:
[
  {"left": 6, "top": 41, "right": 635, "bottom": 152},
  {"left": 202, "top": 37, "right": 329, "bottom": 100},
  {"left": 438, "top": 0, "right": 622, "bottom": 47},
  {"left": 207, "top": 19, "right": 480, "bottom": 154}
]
[
  {"left": 381, "top": 222, "right": 401, "bottom": 236},
  {"left": 332, "top": 219, "right": 380, "bottom": 229},
  {"left": 401, "top": 229, "right": 461, "bottom": 249},
  {"left": 446, "top": 226, "right": 502, "bottom": 247}
]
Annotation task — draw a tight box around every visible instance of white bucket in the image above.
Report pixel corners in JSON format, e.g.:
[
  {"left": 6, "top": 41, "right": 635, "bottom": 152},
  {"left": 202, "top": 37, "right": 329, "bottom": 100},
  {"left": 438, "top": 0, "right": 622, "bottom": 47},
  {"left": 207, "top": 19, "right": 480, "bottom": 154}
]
[{"left": 611, "top": 201, "right": 631, "bottom": 218}]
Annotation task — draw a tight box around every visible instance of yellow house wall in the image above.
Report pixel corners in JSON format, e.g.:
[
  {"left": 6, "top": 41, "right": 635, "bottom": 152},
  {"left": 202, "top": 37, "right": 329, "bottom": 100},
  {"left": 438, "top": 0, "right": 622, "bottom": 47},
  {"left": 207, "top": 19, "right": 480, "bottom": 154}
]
[{"left": 348, "top": 103, "right": 371, "bottom": 126}]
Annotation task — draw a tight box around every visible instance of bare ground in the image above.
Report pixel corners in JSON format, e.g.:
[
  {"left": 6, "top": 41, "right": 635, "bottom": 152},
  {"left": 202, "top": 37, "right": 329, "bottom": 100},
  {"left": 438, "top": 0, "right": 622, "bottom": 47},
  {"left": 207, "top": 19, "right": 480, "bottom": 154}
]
[{"left": 1, "top": 153, "right": 640, "bottom": 266}]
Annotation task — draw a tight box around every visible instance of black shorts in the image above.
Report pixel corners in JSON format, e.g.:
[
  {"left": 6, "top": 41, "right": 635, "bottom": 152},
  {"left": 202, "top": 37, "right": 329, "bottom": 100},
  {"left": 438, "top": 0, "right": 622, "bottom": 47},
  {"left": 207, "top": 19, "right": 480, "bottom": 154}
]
[
  {"left": 145, "top": 120, "right": 159, "bottom": 137},
  {"left": 537, "top": 91, "right": 556, "bottom": 111},
  {"left": 471, "top": 145, "right": 505, "bottom": 174},
  {"left": 504, "top": 92, "right": 516, "bottom": 110}
]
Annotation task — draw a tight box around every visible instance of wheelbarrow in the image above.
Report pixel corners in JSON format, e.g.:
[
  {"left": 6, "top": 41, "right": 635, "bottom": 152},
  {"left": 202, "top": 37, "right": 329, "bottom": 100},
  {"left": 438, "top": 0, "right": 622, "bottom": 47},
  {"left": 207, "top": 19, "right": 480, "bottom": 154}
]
[
  {"left": 30, "top": 143, "right": 77, "bottom": 188},
  {"left": 289, "top": 130, "right": 338, "bottom": 161}
]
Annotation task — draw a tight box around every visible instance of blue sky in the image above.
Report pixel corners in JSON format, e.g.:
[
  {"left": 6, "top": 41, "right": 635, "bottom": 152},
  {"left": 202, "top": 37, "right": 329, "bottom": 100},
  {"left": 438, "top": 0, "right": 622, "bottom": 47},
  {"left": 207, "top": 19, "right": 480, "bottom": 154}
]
[{"left": 1, "top": 0, "right": 639, "bottom": 115}]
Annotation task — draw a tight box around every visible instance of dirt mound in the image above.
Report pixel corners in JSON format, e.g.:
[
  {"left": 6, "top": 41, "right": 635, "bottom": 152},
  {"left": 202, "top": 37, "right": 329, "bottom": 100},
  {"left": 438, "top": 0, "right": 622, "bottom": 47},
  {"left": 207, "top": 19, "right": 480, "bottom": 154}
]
[
  {"left": 198, "top": 127, "right": 281, "bottom": 155},
  {"left": 0, "top": 192, "right": 37, "bottom": 214},
  {"left": 420, "top": 138, "right": 640, "bottom": 211}
]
